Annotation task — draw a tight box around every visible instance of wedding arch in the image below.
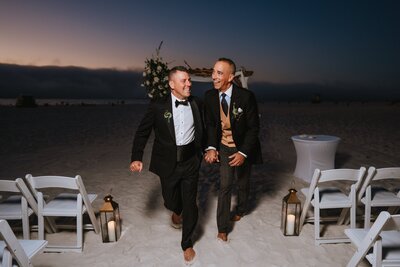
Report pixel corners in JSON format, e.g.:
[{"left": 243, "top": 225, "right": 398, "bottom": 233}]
[{"left": 185, "top": 63, "right": 253, "bottom": 89}]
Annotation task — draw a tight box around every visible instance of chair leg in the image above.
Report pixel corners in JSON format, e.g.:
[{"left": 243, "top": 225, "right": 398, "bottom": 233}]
[
  {"left": 37, "top": 193, "right": 45, "bottom": 240},
  {"left": 77, "top": 194, "right": 83, "bottom": 250},
  {"left": 38, "top": 215, "right": 44, "bottom": 240},
  {"left": 365, "top": 188, "right": 372, "bottom": 229},
  {"left": 21, "top": 197, "right": 30, "bottom": 239},
  {"left": 22, "top": 215, "right": 30, "bottom": 240},
  {"left": 314, "top": 206, "right": 321, "bottom": 245},
  {"left": 314, "top": 190, "right": 321, "bottom": 245},
  {"left": 77, "top": 215, "right": 82, "bottom": 250},
  {"left": 372, "top": 238, "right": 382, "bottom": 267},
  {"left": 2, "top": 248, "right": 12, "bottom": 267},
  {"left": 350, "top": 206, "right": 356, "bottom": 228}
]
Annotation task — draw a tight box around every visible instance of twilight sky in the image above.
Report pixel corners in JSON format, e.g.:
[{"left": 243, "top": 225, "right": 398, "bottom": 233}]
[{"left": 1, "top": 0, "right": 399, "bottom": 86}]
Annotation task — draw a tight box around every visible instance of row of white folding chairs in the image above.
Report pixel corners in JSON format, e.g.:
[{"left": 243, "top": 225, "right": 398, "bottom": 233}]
[
  {"left": 299, "top": 167, "right": 400, "bottom": 245},
  {"left": 0, "top": 174, "right": 99, "bottom": 252}
]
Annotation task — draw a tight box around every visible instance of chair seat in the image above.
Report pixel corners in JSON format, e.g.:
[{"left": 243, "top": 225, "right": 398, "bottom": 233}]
[
  {"left": 43, "top": 193, "right": 97, "bottom": 216},
  {"left": 345, "top": 228, "right": 368, "bottom": 247},
  {"left": 361, "top": 190, "right": 400, "bottom": 207},
  {"left": 310, "top": 188, "right": 351, "bottom": 208},
  {"left": 18, "top": 240, "right": 48, "bottom": 258},
  {"left": 0, "top": 195, "right": 34, "bottom": 218},
  {"left": 0, "top": 241, "right": 48, "bottom": 266},
  {"left": 345, "top": 229, "right": 400, "bottom": 261},
  {"left": 0, "top": 239, "right": 47, "bottom": 259}
]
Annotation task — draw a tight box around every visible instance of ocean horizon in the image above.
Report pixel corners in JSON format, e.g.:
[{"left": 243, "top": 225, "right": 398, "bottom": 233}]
[
  {"left": 1, "top": 97, "right": 398, "bottom": 107},
  {"left": 0, "top": 98, "right": 149, "bottom": 106}
]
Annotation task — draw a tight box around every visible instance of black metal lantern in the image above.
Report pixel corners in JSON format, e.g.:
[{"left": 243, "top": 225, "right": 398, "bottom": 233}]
[
  {"left": 100, "top": 194, "right": 121, "bottom": 242},
  {"left": 281, "top": 188, "right": 301, "bottom": 236}
]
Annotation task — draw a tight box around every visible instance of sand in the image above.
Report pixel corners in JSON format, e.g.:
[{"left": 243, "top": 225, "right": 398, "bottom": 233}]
[{"left": 1, "top": 102, "right": 399, "bottom": 266}]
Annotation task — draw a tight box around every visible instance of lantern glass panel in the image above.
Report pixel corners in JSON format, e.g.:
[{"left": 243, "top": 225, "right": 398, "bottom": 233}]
[
  {"left": 100, "top": 195, "right": 121, "bottom": 242},
  {"left": 281, "top": 189, "right": 301, "bottom": 236}
]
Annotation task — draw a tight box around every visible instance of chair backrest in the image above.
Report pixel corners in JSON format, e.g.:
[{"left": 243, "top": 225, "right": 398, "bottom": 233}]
[
  {"left": 25, "top": 175, "right": 79, "bottom": 190},
  {"left": 318, "top": 168, "right": 366, "bottom": 186},
  {"left": 358, "top": 167, "right": 400, "bottom": 201},
  {"left": 0, "top": 179, "right": 20, "bottom": 193},
  {"left": 0, "top": 219, "right": 30, "bottom": 267}
]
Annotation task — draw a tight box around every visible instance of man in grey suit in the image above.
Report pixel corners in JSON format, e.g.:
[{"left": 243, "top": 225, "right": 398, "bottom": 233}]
[{"left": 204, "top": 58, "right": 262, "bottom": 243}]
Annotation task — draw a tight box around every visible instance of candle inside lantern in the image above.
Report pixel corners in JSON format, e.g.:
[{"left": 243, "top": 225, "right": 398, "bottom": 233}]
[
  {"left": 107, "top": 220, "right": 116, "bottom": 242},
  {"left": 286, "top": 214, "right": 295, "bottom": 235}
]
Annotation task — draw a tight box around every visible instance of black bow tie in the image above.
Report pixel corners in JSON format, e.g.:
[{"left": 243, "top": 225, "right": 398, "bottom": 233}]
[{"left": 175, "top": 100, "right": 188, "bottom": 107}]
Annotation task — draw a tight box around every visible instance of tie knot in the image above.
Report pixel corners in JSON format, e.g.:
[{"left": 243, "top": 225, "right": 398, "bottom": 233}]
[
  {"left": 221, "top": 93, "right": 227, "bottom": 99},
  {"left": 175, "top": 99, "right": 188, "bottom": 107}
]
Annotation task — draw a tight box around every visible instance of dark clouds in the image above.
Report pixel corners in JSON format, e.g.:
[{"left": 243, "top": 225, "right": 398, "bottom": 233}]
[{"left": 1, "top": 63, "right": 399, "bottom": 102}]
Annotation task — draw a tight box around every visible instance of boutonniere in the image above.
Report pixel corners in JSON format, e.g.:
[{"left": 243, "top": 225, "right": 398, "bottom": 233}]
[
  {"left": 232, "top": 102, "right": 243, "bottom": 120},
  {"left": 164, "top": 110, "right": 172, "bottom": 123}
]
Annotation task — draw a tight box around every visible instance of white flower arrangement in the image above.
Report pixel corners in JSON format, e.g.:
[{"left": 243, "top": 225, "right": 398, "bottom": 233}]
[{"left": 141, "top": 42, "right": 170, "bottom": 99}]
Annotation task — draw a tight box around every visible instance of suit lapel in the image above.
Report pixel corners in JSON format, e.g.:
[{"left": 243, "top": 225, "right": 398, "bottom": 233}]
[
  {"left": 212, "top": 89, "right": 220, "bottom": 118},
  {"left": 165, "top": 95, "right": 176, "bottom": 143},
  {"left": 230, "top": 85, "right": 239, "bottom": 127}
]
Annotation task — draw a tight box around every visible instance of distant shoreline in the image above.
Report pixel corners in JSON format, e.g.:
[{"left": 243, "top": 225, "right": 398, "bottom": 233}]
[
  {"left": 0, "top": 98, "right": 149, "bottom": 106},
  {"left": 1, "top": 98, "right": 399, "bottom": 108}
]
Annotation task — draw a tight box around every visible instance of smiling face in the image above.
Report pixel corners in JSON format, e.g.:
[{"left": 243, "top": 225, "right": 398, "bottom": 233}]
[
  {"left": 212, "top": 60, "right": 234, "bottom": 92},
  {"left": 169, "top": 70, "right": 192, "bottom": 100}
]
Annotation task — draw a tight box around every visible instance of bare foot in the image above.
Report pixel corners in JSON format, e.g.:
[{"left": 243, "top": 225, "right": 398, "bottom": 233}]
[
  {"left": 171, "top": 212, "right": 182, "bottom": 229},
  {"left": 183, "top": 247, "right": 196, "bottom": 264},
  {"left": 231, "top": 214, "right": 242, "bottom": 222},
  {"left": 172, "top": 212, "right": 182, "bottom": 224},
  {"left": 217, "top": 232, "right": 228, "bottom": 242}
]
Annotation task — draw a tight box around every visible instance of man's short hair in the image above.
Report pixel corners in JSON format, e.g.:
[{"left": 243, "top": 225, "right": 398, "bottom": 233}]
[
  {"left": 168, "top": 66, "right": 189, "bottom": 80},
  {"left": 217, "top": 58, "right": 236, "bottom": 75}
]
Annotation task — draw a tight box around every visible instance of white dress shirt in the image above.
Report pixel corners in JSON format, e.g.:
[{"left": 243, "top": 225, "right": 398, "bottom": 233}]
[
  {"left": 171, "top": 94, "right": 195, "bottom": 146},
  {"left": 219, "top": 85, "right": 233, "bottom": 109}
]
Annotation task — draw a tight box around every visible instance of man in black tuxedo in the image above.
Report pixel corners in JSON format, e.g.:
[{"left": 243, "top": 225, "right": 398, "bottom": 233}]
[
  {"left": 204, "top": 58, "right": 262, "bottom": 243},
  {"left": 130, "top": 66, "right": 203, "bottom": 264}
]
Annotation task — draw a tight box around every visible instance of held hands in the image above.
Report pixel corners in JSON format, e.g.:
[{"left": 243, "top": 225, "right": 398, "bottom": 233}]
[
  {"left": 204, "top": 150, "right": 219, "bottom": 163},
  {"left": 229, "top": 152, "right": 245, "bottom": 167},
  {"left": 130, "top": 161, "right": 143, "bottom": 172}
]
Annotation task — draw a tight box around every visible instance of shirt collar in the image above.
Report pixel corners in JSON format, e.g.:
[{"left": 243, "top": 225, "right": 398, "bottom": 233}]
[
  {"left": 171, "top": 93, "right": 187, "bottom": 103},
  {"left": 219, "top": 84, "right": 233, "bottom": 98}
]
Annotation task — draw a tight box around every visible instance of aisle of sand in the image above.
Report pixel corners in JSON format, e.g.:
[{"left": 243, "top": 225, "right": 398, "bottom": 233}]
[{"left": 1, "top": 102, "right": 399, "bottom": 266}]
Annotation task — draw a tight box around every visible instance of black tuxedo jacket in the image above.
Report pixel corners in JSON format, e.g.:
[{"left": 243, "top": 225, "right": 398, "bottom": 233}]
[
  {"left": 131, "top": 94, "right": 204, "bottom": 178},
  {"left": 204, "top": 85, "right": 262, "bottom": 164}
]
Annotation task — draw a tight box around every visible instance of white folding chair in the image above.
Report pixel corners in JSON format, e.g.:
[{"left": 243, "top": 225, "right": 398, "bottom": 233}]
[
  {"left": 299, "top": 167, "right": 367, "bottom": 245},
  {"left": 0, "top": 179, "right": 35, "bottom": 239},
  {"left": 25, "top": 174, "right": 99, "bottom": 252},
  {"left": 345, "top": 211, "right": 400, "bottom": 267},
  {"left": 359, "top": 167, "right": 400, "bottom": 229},
  {"left": 0, "top": 219, "right": 47, "bottom": 267}
]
